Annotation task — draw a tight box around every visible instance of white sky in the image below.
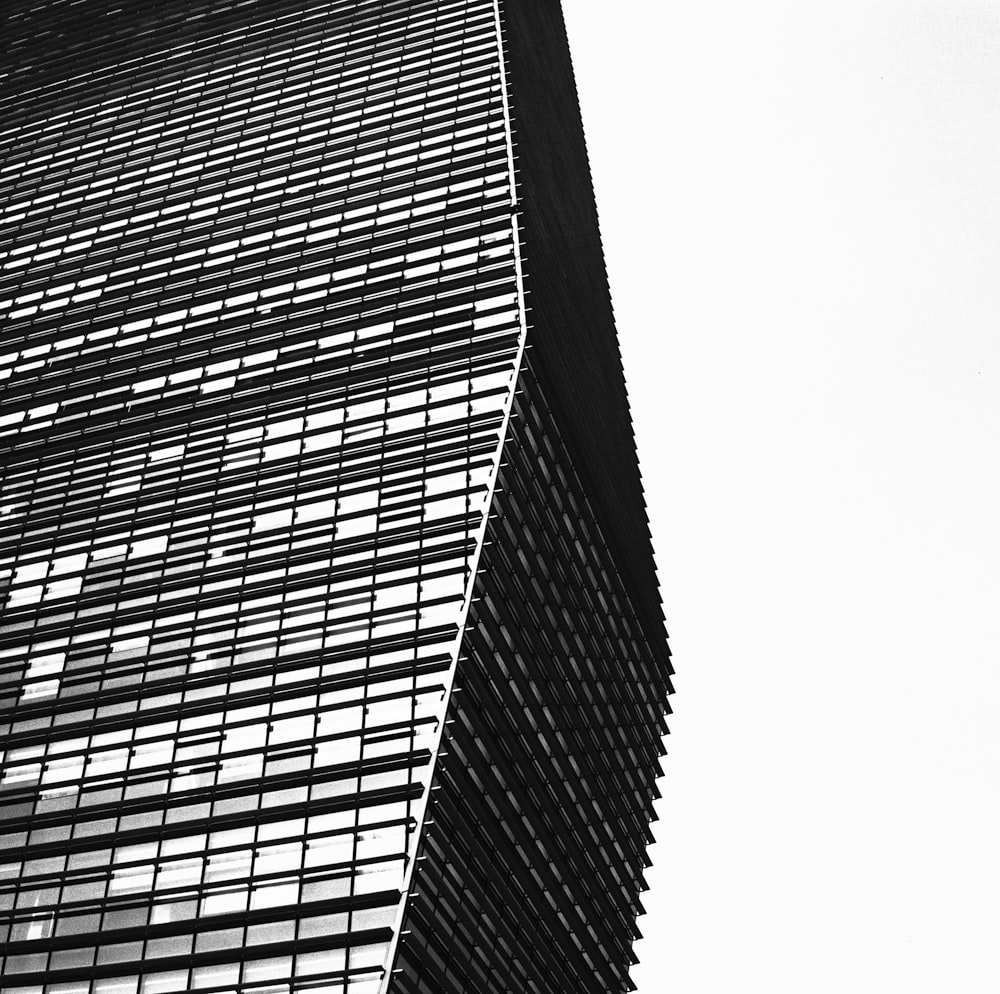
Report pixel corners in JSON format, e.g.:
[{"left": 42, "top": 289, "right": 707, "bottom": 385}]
[{"left": 563, "top": 2, "right": 1000, "bottom": 991}]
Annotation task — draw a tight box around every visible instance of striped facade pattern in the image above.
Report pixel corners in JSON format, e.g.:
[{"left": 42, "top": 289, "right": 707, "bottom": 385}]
[
  {"left": 2, "top": 2, "right": 523, "bottom": 993},
  {"left": 392, "top": 361, "right": 670, "bottom": 994},
  {"left": 0, "top": 2, "right": 671, "bottom": 994}
]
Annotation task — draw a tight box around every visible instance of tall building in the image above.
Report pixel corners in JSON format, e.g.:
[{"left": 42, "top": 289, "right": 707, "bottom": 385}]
[{"left": 0, "top": 2, "right": 672, "bottom": 993}]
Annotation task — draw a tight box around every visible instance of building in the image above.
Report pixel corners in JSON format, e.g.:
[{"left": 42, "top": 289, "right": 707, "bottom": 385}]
[{"left": 0, "top": 2, "right": 672, "bottom": 993}]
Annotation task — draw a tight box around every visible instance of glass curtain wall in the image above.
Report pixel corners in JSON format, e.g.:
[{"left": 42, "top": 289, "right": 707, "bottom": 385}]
[{"left": 0, "top": 2, "right": 525, "bottom": 993}]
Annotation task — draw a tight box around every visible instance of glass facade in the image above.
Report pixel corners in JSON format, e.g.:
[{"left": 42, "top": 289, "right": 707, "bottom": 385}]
[
  {"left": 390, "top": 361, "right": 671, "bottom": 994},
  {"left": 1, "top": 3, "right": 671, "bottom": 994}
]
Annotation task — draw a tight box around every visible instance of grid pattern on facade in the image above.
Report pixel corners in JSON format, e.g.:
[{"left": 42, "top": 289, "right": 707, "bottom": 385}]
[
  {"left": 389, "top": 361, "right": 671, "bottom": 994},
  {"left": 1, "top": 2, "right": 672, "bottom": 993},
  {"left": 0, "top": 3, "right": 525, "bottom": 993},
  {"left": 500, "top": 0, "right": 666, "bottom": 647}
]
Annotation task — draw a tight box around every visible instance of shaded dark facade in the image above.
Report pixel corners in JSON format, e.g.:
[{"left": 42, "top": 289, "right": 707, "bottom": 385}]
[{"left": 0, "top": 3, "right": 672, "bottom": 994}]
